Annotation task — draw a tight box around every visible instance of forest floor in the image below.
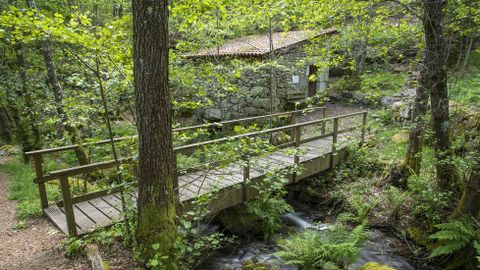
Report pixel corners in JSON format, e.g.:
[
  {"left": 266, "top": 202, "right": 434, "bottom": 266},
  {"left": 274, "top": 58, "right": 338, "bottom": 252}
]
[
  {"left": 0, "top": 156, "right": 90, "bottom": 270},
  {"left": 0, "top": 154, "right": 137, "bottom": 269}
]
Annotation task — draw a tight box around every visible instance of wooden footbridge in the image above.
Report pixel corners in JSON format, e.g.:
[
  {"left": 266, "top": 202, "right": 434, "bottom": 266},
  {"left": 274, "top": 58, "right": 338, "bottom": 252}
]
[{"left": 25, "top": 107, "right": 367, "bottom": 236}]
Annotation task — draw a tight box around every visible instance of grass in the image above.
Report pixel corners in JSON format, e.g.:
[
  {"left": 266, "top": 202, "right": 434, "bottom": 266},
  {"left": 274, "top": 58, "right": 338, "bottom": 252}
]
[
  {"left": 361, "top": 70, "right": 408, "bottom": 97},
  {"left": 0, "top": 157, "right": 60, "bottom": 219},
  {"left": 368, "top": 110, "right": 409, "bottom": 162},
  {"left": 449, "top": 51, "right": 480, "bottom": 106}
]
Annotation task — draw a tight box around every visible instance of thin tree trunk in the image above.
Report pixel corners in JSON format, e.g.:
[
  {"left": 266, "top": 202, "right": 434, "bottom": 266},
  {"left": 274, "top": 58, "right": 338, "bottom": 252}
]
[
  {"left": 422, "top": 0, "right": 456, "bottom": 190},
  {"left": 387, "top": 68, "right": 429, "bottom": 188},
  {"left": 460, "top": 36, "right": 474, "bottom": 73},
  {"left": 26, "top": 0, "right": 89, "bottom": 165},
  {"left": 405, "top": 68, "right": 429, "bottom": 173},
  {"left": 0, "top": 106, "right": 14, "bottom": 143},
  {"left": 133, "top": 0, "right": 177, "bottom": 267},
  {"left": 14, "top": 43, "right": 42, "bottom": 158}
]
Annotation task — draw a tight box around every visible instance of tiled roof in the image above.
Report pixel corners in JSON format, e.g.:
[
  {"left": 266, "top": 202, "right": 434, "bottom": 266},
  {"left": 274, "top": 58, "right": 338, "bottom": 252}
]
[{"left": 185, "top": 28, "right": 337, "bottom": 58}]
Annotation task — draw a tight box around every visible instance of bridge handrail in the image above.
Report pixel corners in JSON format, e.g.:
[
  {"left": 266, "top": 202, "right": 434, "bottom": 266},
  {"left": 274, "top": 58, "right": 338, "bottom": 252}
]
[
  {"left": 47, "top": 110, "right": 367, "bottom": 179},
  {"left": 43, "top": 109, "right": 368, "bottom": 236},
  {"left": 24, "top": 106, "right": 326, "bottom": 157}
]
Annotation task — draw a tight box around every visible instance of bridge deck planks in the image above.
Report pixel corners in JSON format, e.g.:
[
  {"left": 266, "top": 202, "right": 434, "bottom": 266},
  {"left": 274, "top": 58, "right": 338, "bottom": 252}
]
[{"left": 44, "top": 133, "right": 356, "bottom": 235}]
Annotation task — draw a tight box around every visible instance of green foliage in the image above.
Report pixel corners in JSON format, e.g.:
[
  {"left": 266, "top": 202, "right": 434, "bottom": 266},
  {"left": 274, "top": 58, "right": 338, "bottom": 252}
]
[
  {"left": 66, "top": 237, "right": 85, "bottom": 257},
  {"left": 335, "top": 145, "right": 385, "bottom": 181},
  {"left": 276, "top": 223, "right": 368, "bottom": 269},
  {"left": 449, "top": 51, "right": 480, "bottom": 105},
  {"left": 337, "top": 194, "right": 379, "bottom": 223},
  {"left": 376, "top": 109, "right": 396, "bottom": 126},
  {"left": 429, "top": 219, "right": 479, "bottom": 258},
  {"left": 147, "top": 196, "right": 234, "bottom": 270},
  {"left": 407, "top": 148, "right": 453, "bottom": 223},
  {"left": 386, "top": 186, "right": 408, "bottom": 218},
  {"left": 0, "top": 157, "right": 59, "bottom": 219},
  {"left": 247, "top": 165, "right": 296, "bottom": 239},
  {"left": 360, "top": 71, "right": 408, "bottom": 100}
]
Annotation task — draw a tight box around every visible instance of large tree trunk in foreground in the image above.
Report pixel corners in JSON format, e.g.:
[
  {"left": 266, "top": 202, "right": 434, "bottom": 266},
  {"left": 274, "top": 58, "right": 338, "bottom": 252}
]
[
  {"left": 26, "top": 0, "right": 89, "bottom": 165},
  {"left": 422, "top": 0, "right": 456, "bottom": 190},
  {"left": 133, "top": 0, "right": 177, "bottom": 267}
]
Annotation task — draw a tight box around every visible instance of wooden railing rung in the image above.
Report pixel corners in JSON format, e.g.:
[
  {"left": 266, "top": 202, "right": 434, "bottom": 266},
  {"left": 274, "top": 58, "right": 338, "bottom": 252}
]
[{"left": 25, "top": 107, "right": 327, "bottom": 157}]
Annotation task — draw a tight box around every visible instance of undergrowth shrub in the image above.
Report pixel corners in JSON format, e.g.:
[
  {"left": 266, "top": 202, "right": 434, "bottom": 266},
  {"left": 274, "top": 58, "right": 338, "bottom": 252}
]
[
  {"left": 277, "top": 223, "right": 368, "bottom": 270},
  {"left": 247, "top": 164, "right": 297, "bottom": 239},
  {"left": 335, "top": 145, "right": 385, "bottom": 181},
  {"left": 429, "top": 219, "right": 478, "bottom": 257}
]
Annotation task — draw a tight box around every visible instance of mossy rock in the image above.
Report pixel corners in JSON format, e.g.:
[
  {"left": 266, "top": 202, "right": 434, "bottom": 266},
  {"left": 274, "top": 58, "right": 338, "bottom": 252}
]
[
  {"left": 242, "top": 260, "right": 267, "bottom": 270},
  {"left": 242, "top": 259, "right": 280, "bottom": 270},
  {"left": 407, "top": 226, "right": 436, "bottom": 249},
  {"left": 359, "top": 262, "right": 395, "bottom": 270},
  {"left": 391, "top": 131, "right": 409, "bottom": 144}
]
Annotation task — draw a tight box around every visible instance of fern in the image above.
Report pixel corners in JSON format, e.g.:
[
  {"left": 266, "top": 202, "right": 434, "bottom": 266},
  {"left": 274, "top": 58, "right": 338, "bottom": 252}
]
[
  {"left": 276, "top": 223, "right": 368, "bottom": 269},
  {"left": 429, "top": 219, "right": 477, "bottom": 258}
]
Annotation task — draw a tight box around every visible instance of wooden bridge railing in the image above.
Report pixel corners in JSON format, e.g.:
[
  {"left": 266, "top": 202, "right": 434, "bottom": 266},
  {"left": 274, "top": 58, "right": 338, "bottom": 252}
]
[
  {"left": 25, "top": 107, "right": 327, "bottom": 209},
  {"left": 25, "top": 108, "right": 369, "bottom": 236}
]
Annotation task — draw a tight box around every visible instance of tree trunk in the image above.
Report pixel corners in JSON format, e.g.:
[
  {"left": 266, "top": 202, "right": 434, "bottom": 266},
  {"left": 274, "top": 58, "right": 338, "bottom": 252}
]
[
  {"left": 14, "top": 43, "right": 42, "bottom": 158},
  {"left": 133, "top": 0, "right": 177, "bottom": 267},
  {"left": 422, "top": 0, "right": 456, "bottom": 190},
  {"left": 0, "top": 106, "right": 14, "bottom": 143},
  {"left": 404, "top": 68, "right": 429, "bottom": 174},
  {"left": 26, "top": 0, "right": 89, "bottom": 165},
  {"left": 453, "top": 165, "right": 480, "bottom": 218},
  {"left": 385, "top": 69, "right": 428, "bottom": 188}
]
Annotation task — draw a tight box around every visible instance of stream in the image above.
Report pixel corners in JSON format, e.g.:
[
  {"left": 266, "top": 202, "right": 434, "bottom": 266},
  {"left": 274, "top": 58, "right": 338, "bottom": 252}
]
[{"left": 198, "top": 201, "right": 434, "bottom": 270}]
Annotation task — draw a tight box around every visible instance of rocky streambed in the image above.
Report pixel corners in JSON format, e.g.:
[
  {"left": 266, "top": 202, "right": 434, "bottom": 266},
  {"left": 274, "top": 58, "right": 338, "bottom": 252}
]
[{"left": 198, "top": 200, "right": 435, "bottom": 270}]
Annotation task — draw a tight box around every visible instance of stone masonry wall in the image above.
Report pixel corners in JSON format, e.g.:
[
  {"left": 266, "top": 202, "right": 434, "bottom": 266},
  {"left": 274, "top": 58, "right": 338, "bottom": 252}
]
[{"left": 199, "top": 42, "right": 324, "bottom": 120}]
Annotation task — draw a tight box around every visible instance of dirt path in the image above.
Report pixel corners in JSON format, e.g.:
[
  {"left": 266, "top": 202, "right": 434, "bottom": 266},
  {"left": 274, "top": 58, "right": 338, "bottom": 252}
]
[{"left": 0, "top": 156, "right": 89, "bottom": 270}]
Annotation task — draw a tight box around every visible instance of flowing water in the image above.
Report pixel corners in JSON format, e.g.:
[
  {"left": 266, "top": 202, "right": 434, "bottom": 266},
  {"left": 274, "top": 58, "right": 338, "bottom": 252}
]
[{"left": 199, "top": 203, "right": 429, "bottom": 270}]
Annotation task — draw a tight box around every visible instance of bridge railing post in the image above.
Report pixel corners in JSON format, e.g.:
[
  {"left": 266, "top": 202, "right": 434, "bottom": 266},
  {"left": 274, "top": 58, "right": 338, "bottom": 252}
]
[
  {"left": 289, "top": 111, "right": 297, "bottom": 142},
  {"left": 32, "top": 155, "right": 48, "bottom": 209},
  {"left": 59, "top": 175, "right": 77, "bottom": 236},
  {"left": 321, "top": 107, "right": 327, "bottom": 135},
  {"left": 293, "top": 126, "right": 301, "bottom": 183},
  {"left": 330, "top": 118, "right": 339, "bottom": 169},
  {"left": 242, "top": 155, "right": 250, "bottom": 202},
  {"left": 360, "top": 111, "right": 368, "bottom": 146}
]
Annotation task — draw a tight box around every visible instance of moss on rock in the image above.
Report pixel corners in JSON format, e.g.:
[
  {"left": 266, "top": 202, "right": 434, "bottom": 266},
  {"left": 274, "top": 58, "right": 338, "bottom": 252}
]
[{"left": 359, "top": 262, "right": 395, "bottom": 270}]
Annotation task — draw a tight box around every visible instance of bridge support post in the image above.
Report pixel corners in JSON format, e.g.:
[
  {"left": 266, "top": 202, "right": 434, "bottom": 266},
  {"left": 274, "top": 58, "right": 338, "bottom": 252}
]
[
  {"left": 59, "top": 176, "right": 77, "bottom": 236},
  {"left": 360, "top": 111, "right": 368, "bottom": 146},
  {"left": 33, "top": 155, "right": 49, "bottom": 209},
  {"left": 330, "top": 118, "right": 339, "bottom": 169}
]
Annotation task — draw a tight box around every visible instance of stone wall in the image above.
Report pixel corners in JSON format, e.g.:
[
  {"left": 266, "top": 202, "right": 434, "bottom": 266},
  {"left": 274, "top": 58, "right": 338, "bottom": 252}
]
[{"left": 198, "top": 43, "right": 329, "bottom": 120}]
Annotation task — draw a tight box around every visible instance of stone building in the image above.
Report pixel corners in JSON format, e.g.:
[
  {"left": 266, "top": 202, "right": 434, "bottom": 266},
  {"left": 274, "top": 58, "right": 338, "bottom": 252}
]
[{"left": 185, "top": 28, "right": 338, "bottom": 120}]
